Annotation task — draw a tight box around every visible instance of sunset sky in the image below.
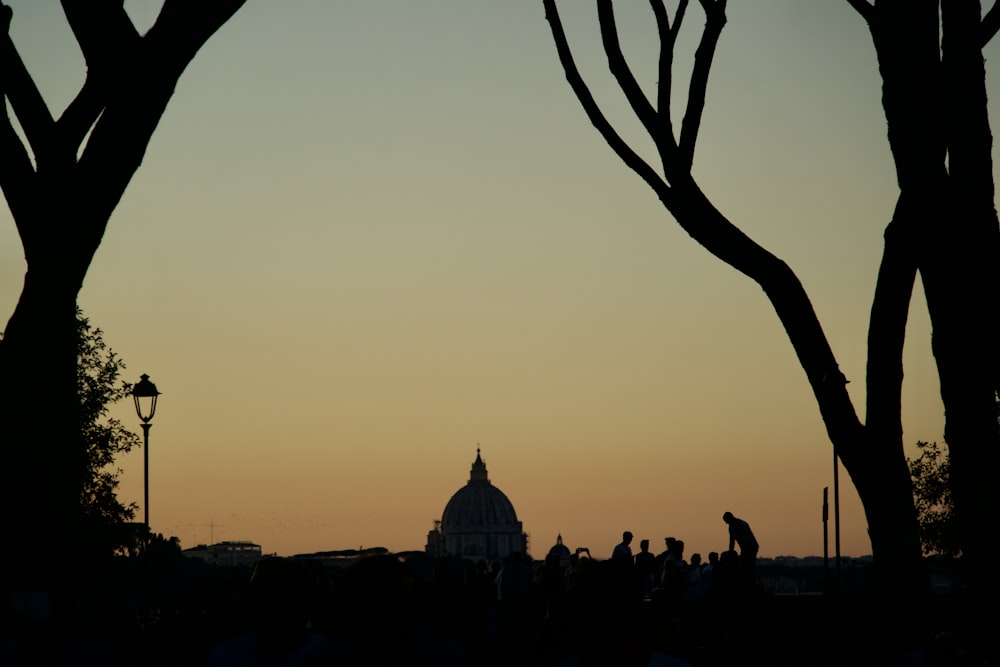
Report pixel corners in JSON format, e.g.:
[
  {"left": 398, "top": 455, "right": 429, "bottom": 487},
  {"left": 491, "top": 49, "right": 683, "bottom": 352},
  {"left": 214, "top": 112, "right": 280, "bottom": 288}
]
[{"left": 3, "top": 1, "right": 993, "bottom": 560}]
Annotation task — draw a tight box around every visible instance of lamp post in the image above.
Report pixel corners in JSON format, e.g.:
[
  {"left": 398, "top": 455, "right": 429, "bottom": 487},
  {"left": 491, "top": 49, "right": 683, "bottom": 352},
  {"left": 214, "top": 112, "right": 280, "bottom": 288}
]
[{"left": 132, "top": 374, "right": 160, "bottom": 539}]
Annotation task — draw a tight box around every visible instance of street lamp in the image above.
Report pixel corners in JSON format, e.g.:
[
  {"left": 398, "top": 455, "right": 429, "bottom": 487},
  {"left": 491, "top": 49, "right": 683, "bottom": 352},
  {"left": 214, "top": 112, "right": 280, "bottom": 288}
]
[{"left": 132, "top": 374, "right": 160, "bottom": 538}]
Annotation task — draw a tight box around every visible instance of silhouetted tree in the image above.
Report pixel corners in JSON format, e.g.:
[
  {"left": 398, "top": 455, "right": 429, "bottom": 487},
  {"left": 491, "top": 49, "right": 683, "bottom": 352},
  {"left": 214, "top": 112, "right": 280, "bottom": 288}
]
[
  {"left": 543, "top": 0, "right": 1000, "bottom": 648},
  {"left": 77, "top": 309, "right": 140, "bottom": 550},
  {"left": 908, "top": 441, "right": 960, "bottom": 558},
  {"left": 0, "top": 0, "right": 244, "bottom": 594}
]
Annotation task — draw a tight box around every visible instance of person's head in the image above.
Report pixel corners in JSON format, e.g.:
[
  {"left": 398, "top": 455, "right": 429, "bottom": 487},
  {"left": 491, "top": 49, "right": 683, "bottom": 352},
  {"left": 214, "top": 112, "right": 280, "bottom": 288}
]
[
  {"left": 722, "top": 511, "right": 734, "bottom": 524},
  {"left": 622, "top": 531, "right": 633, "bottom": 544},
  {"left": 640, "top": 539, "right": 650, "bottom": 552},
  {"left": 708, "top": 551, "right": 719, "bottom": 564},
  {"left": 665, "top": 536, "right": 677, "bottom": 551},
  {"left": 690, "top": 553, "right": 701, "bottom": 567}
]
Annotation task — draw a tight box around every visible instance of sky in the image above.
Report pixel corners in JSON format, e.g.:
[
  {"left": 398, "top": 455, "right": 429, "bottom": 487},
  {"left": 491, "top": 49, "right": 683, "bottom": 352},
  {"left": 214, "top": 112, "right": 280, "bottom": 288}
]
[{"left": 3, "top": 1, "right": 994, "bottom": 560}]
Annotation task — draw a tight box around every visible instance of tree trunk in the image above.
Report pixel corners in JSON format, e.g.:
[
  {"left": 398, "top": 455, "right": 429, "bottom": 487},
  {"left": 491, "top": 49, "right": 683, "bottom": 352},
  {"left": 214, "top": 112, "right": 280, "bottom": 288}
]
[
  {"left": 868, "top": 0, "right": 1000, "bottom": 651},
  {"left": 0, "top": 0, "right": 245, "bottom": 601},
  {"left": 668, "top": 179, "right": 928, "bottom": 627},
  {"left": 0, "top": 263, "right": 87, "bottom": 590}
]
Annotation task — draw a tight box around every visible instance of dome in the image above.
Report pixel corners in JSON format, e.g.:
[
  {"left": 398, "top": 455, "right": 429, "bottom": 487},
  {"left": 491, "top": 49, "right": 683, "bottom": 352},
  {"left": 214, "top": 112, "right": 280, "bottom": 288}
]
[
  {"left": 548, "top": 534, "right": 571, "bottom": 562},
  {"left": 441, "top": 452, "right": 520, "bottom": 529},
  {"left": 428, "top": 448, "right": 528, "bottom": 561}
]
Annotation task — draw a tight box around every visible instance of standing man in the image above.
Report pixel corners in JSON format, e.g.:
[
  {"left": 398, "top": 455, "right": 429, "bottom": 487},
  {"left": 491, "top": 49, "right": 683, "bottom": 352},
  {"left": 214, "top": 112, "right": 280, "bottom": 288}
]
[
  {"left": 722, "top": 511, "right": 759, "bottom": 577},
  {"left": 612, "top": 530, "right": 634, "bottom": 565},
  {"left": 634, "top": 538, "right": 657, "bottom": 597}
]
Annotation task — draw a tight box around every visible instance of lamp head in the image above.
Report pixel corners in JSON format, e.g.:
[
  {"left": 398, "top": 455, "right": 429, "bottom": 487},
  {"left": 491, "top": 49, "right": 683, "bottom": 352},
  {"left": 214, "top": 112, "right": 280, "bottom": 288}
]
[{"left": 132, "top": 373, "right": 160, "bottom": 423}]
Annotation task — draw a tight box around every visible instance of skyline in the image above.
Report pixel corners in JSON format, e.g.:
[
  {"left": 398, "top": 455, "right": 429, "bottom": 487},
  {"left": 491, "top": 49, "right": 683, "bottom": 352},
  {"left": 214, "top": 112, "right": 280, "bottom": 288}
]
[{"left": 3, "top": 1, "right": 990, "bottom": 560}]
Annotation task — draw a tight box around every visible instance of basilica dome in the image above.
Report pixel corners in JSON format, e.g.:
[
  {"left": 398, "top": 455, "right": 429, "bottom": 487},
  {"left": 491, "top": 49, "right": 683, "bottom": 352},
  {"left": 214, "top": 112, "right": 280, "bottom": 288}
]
[
  {"left": 442, "top": 452, "right": 519, "bottom": 528},
  {"left": 425, "top": 449, "right": 528, "bottom": 562}
]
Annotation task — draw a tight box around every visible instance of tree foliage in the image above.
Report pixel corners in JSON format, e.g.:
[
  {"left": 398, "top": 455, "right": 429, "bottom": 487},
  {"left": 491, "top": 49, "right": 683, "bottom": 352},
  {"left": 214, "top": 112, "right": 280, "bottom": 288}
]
[
  {"left": 908, "top": 441, "right": 959, "bottom": 558},
  {"left": 77, "top": 309, "right": 139, "bottom": 530}
]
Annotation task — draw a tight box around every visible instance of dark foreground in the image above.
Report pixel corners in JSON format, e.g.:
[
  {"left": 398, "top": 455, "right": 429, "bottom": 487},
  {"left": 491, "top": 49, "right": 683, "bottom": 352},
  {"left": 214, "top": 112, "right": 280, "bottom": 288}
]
[{"left": 0, "top": 551, "right": 975, "bottom": 667}]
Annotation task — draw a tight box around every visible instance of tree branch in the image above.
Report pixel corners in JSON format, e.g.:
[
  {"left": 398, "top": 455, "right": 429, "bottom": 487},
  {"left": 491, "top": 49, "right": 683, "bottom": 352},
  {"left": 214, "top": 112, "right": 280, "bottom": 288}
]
[
  {"left": 678, "top": 0, "right": 727, "bottom": 170},
  {"left": 597, "top": 1, "right": 669, "bottom": 155},
  {"left": 0, "top": 100, "right": 37, "bottom": 221},
  {"left": 74, "top": 0, "right": 245, "bottom": 220},
  {"left": 56, "top": 0, "right": 139, "bottom": 152},
  {"left": 55, "top": 77, "right": 106, "bottom": 153},
  {"left": 60, "top": 0, "right": 140, "bottom": 73},
  {"left": 981, "top": 2, "right": 1000, "bottom": 49},
  {"left": 0, "top": 8, "right": 56, "bottom": 165},
  {"left": 543, "top": 0, "right": 674, "bottom": 206},
  {"left": 845, "top": 0, "right": 874, "bottom": 24},
  {"left": 144, "top": 0, "right": 247, "bottom": 75},
  {"left": 670, "top": 0, "right": 690, "bottom": 41},
  {"left": 866, "top": 205, "right": 918, "bottom": 444},
  {"left": 543, "top": 0, "right": 865, "bottom": 457},
  {"left": 650, "top": 0, "right": 679, "bottom": 168}
]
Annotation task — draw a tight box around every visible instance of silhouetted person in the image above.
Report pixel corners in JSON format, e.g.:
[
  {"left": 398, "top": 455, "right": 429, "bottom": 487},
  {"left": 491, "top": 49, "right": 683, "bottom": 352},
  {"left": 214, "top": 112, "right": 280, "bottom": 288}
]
[
  {"left": 496, "top": 551, "right": 534, "bottom": 651},
  {"left": 722, "top": 511, "right": 758, "bottom": 579},
  {"left": 633, "top": 539, "right": 657, "bottom": 598},
  {"left": 612, "top": 531, "right": 633, "bottom": 565},
  {"left": 537, "top": 552, "right": 567, "bottom": 620},
  {"left": 655, "top": 536, "right": 676, "bottom": 575},
  {"left": 700, "top": 551, "right": 718, "bottom": 598},
  {"left": 684, "top": 553, "right": 703, "bottom": 605},
  {"left": 659, "top": 538, "right": 688, "bottom": 645},
  {"left": 536, "top": 552, "right": 568, "bottom": 661},
  {"left": 659, "top": 538, "right": 686, "bottom": 588}
]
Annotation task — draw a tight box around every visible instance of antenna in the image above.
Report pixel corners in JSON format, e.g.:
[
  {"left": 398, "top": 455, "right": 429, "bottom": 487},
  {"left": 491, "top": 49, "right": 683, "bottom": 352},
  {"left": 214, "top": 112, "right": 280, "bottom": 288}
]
[{"left": 203, "top": 518, "right": 224, "bottom": 545}]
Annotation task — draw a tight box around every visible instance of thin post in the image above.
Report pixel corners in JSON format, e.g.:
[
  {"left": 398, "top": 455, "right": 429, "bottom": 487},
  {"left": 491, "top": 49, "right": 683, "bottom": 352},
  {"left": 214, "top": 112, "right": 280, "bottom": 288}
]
[
  {"left": 142, "top": 422, "right": 151, "bottom": 540},
  {"left": 834, "top": 448, "right": 842, "bottom": 590},
  {"left": 823, "top": 486, "right": 829, "bottom": 592}
]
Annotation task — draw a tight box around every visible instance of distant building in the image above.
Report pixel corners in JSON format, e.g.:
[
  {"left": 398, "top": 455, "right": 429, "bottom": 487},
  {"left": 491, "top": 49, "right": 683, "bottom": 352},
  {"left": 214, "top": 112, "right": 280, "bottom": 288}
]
[
  {"left": 183, "top": 540, "right": 262, "bottom": 567},
  {"left": 290, "top": 547, "right": 390, "bottom": 570},
  {"left": 548, "top": 533, "right": 572, "bottom": 566},
  {"left": 426, "top": 448, "right": 528, "bottom": 561}
]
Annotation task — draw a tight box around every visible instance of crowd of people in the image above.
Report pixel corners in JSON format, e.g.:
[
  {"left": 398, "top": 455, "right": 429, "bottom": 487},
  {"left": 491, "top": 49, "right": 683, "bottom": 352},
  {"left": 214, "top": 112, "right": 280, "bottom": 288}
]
[
  {"left": 199, "top": 511, "right": 765, "bottom": 666},
  {"left": 609, "top": 511, "right": 760, "bottom": 605},
  {"left": 0, "top": 513, "right": 772, "bottom": 666}
]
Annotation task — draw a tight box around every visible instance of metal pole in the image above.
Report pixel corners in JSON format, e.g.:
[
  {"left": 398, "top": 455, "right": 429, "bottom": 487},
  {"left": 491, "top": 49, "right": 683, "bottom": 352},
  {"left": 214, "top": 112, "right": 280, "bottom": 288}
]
[
  {"left": 834, "top": 448, "right": 842, "bottom": 590},
  {"left": 140, "top": 421, "right": 151, "bottom": 624},
  {"left": 823, "top": 486, "right": 829, "bottom": 592},
  {"left": 142, "top": 422, "right": 151, "bottom": 537}
]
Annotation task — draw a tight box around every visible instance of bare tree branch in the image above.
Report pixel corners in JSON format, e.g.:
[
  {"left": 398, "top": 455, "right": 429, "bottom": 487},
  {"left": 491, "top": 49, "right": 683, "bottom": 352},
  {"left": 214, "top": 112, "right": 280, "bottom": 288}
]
[
  {"left": 144, "top": 0, "right": 246, "bottom": 75},
  {"left": 56, "top": 0, "right": 138, "bottom": 151},
  {"left": 597, "top": 1, "right": 664, "bottom": 148},
  {"left": 0, "top": 9, "right": 56, "bottom": 165},
  {"left": 55, "top": 78, "right": 105, "bottom": 153},
  {"left": 650, "top": 0, "right": 678, "bottom": 166},
  {"left": 60, "top": 0, "right": 140, "bottom": 73},
  {"left": 73, "top": 0, "right": 245, "bottom": 214},
  {"left": 670, "top": 0, "right": 690, "bottom": 40},
  {"left": 544, "top": 0, "right": 674, "bottom": 206},
  {"left": 0, "top": 101, "right": 36, "bottom": 221},
  {"left": 845, "top": 0, "right": 874, "bottom": 24},
  {"left": 866, "top": 206, "right": 918, "bottom": 443},
  {"left": 678, "top": 0, "right": 727, "bottom": 169},
  {"left": 0, "top": 1, "right": 38, "bottom": 230},
  {"left": 981, "top": 1, "right": 1000, "bottom": 46}
]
